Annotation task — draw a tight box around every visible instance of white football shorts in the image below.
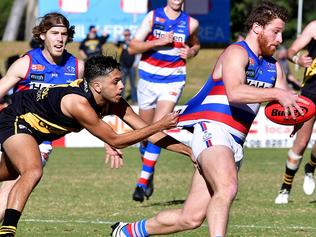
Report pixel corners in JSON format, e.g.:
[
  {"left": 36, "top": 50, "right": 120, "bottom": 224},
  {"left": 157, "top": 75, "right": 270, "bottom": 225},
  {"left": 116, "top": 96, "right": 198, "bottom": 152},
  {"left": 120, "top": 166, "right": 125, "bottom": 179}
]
[
  {"left": 137, "top": 79, "right": 185, "bottom": 110},
  {"left": 191, "top": 121, "right": 243, "bottom": 168}
]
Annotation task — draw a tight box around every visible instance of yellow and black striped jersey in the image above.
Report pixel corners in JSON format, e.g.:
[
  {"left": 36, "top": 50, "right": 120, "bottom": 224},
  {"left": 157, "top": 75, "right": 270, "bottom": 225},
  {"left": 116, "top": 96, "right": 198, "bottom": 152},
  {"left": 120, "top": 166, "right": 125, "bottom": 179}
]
[
  {"left": 1, "top": 79, "right": 109, "bottom": 142},
  {"left": 303, "top": 39, "right": 316, "bottom": 90}
]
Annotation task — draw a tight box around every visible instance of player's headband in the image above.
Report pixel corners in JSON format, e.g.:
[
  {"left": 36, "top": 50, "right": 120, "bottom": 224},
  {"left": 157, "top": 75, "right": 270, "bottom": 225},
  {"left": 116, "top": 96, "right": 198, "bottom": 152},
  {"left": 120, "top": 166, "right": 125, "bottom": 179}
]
[{"left": 50, "top": 24, "right": 67, "bottom": 28}]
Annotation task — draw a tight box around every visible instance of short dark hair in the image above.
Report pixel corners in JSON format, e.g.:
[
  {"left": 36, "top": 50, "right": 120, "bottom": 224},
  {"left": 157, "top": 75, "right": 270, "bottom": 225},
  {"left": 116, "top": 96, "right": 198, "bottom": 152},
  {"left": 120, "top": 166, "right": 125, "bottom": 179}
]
[
  {"left": 245, "top": 1, "right": 288, "bottom": 32},
  {"left": 32, "top": 12, "right": 75, "bottom": 43},
  {"left": 84, "top": 56, "right": 120, "bottom": 83}
]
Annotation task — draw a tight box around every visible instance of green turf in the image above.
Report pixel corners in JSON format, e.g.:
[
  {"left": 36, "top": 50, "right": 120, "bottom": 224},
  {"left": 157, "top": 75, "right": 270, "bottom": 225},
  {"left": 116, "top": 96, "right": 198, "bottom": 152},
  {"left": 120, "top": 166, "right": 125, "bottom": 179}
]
[{"left": 7, "top": 147, "right": 316, "bottom": 236}]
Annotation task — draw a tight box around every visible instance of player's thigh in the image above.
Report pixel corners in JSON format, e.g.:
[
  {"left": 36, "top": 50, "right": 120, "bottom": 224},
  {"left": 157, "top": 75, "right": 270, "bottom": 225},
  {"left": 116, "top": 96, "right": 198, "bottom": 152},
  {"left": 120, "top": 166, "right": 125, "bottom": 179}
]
[
  {"left": 3, "top": 134, "right": 42, "bottom": 174},
  {"left": 153, "top": 100, "right": 177, "bottom": 122},
  {"left": 181, "top": 169, "right": 211, "bottom": 221},
  {"left": 157, "top": 81, "right": 185, "bottom": 105},
  {"left": 139, "top": 108, "right": 155, "bottom": 124},
  {"left": 199, "top": 146, "right": 237, "bottom": 191},
  {"left": 192, "top": 122, "right": 238, "bottom": 190},
  {"left": 137, "top": 79, "right": 158, "bottom": 110},
  {"left": 0, "top": 152, "right": 18, "bottom": 180}
]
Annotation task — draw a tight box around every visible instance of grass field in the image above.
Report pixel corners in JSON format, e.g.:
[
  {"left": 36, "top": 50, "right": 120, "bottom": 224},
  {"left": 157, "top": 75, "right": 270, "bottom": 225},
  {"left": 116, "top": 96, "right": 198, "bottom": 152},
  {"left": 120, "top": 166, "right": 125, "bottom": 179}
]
[{"left": 10, "top": 147, "right": 316, "bottom": 237}]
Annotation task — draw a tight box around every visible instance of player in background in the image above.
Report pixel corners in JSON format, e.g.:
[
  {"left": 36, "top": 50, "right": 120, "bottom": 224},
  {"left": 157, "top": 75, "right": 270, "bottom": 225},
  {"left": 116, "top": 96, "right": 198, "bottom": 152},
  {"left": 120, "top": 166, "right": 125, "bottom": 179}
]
[
  {"left": 275, "top": 20, "right": 316, "bottom": 204},
  {"left": 0, "top": 55, "right": 193, "bottom": 236},
  {"left": 128, "top": 0, "right": 200, "bottom": 202},
  {"left": 0, "top": 12, "right": 84, "bottom": 221},
  {"left": 111, "top": 2, "right": 307, "bottom": 237}
]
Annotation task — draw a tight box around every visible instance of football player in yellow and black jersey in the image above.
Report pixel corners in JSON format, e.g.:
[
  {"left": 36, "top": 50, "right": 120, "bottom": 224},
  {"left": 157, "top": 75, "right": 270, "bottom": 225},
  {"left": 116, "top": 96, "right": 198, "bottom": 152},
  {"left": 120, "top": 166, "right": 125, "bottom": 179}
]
[
  {"left": 0, "top": 55, "right": 192, "bottom": 236},
  {"left": 0, "top": 12, "right": 84, "bottom": 226},
  {"left": 275, "top": 20, "right": 316, "bottom": 204}
]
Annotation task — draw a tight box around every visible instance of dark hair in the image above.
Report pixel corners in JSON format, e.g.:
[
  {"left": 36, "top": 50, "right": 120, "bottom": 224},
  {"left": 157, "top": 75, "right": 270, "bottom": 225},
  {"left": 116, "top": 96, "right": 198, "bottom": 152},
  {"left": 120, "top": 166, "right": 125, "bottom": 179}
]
[
  {"left": 89, "top": 25, "right": 96, "bottom": 31},
  {"left": 5, "top": 55, "right": 20, "bottom": 71},
  {"left": 32, "top": 12, "right": 75, "bottom": 43},
  {"left": 245, "top": 1, "right": 288, "bottom": 32},
  {"left": 84, "top": 56, "right": 120, "bottom": 83}
]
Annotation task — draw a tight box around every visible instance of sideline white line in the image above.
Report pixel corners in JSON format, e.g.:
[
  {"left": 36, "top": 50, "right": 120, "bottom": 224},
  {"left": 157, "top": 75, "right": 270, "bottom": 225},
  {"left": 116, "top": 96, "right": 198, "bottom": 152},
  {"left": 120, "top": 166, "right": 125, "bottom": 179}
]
[{"left": 21, "top": 219, "right": 316, "bottom": 230}]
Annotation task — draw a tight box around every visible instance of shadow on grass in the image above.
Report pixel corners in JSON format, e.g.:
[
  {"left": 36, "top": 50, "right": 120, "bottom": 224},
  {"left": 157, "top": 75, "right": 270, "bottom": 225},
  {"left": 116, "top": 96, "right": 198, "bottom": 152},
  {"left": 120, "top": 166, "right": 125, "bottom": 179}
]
[
  {"left": 143, "top": 199, "right": 185, "bottom": 207},
  {"left": 143, "top": 198, "right": 242, "bottom": 207}
]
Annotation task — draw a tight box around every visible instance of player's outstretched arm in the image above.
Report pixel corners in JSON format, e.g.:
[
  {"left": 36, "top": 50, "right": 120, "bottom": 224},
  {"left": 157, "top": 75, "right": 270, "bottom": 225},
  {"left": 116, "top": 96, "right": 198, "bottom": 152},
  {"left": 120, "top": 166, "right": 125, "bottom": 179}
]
[
  {"left": 61, "top": 94, "right": 178, "bottom": 149},
  {"left": 115, "top": 101, "right": 192, "bottom": 158}
]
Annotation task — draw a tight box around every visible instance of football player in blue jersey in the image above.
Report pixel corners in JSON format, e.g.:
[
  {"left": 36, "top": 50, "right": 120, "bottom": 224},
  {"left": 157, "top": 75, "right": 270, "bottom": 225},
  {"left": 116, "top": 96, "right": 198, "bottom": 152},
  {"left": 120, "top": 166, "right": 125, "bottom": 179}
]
[
  {"left": 128, "top": 0, "right": 200, "bottom": 203},
  {"left": 110, "top": 2, "right": 306, "bottom": 237},
  {"left": 0, "top": 12, "right": 84, "bottom": 222}
]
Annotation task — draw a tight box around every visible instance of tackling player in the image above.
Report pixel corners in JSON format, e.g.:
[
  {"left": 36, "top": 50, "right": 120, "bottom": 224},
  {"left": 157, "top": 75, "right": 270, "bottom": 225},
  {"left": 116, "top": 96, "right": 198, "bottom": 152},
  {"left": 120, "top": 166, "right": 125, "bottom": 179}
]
[
  {"left": 0, "top": 12, "right": 84, "bottom": 221},
  {"left": 0, "top": 55, "right": 193, "bottom": 236}
]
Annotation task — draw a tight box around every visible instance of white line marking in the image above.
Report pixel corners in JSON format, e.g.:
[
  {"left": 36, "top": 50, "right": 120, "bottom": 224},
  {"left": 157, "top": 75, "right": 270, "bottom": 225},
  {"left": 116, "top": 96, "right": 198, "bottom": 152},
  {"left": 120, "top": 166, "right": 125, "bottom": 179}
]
[{"left": 21, "top": 219, "right": 316, "bottom": 230}]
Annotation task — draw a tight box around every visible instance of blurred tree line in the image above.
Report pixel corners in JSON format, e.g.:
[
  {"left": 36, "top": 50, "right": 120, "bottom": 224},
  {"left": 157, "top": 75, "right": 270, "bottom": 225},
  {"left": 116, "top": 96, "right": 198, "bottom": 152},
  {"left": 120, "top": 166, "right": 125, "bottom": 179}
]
[
  {"left": 0, "top": 0, "right": 315, "bottom": 45},
  {"left": 0, "top": 0, "right": 15, "bottom": 39}
]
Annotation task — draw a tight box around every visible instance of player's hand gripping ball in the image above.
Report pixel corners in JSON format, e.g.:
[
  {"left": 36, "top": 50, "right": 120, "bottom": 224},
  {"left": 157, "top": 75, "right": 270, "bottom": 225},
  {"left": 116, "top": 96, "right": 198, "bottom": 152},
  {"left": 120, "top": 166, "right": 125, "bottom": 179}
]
[{"left": 264, "top": 95, "right": 316, "bottom": 125}]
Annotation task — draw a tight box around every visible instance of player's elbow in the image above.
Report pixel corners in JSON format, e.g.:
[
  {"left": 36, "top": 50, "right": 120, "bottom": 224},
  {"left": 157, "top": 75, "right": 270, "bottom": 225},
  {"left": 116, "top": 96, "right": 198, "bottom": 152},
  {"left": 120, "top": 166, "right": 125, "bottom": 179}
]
[
  {"left": 105, "top": 138, "right": 129, "bottom": 149},
  {"left": 127, "top": 46, "right": 137, "bottom": 55},
  {"left": 226, "top": 91, "right": 240, "bottom": 103}
]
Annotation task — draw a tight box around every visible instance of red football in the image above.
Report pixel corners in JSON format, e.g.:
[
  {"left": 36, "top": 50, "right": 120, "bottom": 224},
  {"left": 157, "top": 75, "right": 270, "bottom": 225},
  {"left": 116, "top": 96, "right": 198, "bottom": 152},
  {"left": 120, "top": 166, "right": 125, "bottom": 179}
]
[{"left": 264, "top": 95, "right": 316, "bottom": 125}]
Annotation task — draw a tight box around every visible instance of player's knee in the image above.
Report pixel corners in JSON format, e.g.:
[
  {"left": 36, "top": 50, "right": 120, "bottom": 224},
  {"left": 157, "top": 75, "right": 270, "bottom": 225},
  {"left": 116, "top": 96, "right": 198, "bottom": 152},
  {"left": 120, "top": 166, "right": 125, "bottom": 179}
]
[
  {"left": 286, "top": 149, "right": 303, "bottom": 170},
  {"left": 216, "top": 181, "right": 238, "bottom": 202},
  {"left": 179, "top": 214, "right": 204, "bottom": 230},
  {"left": 23, "top": 167, "right": 43, "bottom": 184}
]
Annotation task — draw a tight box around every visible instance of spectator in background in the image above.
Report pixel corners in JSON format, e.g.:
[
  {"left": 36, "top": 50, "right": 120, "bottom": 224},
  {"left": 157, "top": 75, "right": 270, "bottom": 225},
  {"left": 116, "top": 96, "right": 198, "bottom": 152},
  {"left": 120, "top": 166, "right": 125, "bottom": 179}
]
[
  {"left": 276, "top": 46, "right": 301, "bottom": 91},
  {"left": 79, "top": 25, "right": 109, "bottom": 60},
  {"left": 116, "top": 29, "right": 138, "bottom": 104}
]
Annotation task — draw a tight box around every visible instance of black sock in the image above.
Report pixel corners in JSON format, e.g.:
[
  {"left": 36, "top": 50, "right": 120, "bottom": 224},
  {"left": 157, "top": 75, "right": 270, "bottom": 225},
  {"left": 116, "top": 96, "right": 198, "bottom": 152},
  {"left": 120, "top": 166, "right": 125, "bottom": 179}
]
[
  {"left": 280, "top": 166, "right": 298, "bottom": 191},
  {"left": 305, "top": 153, "right": 316, "bottom": 173},
  {"left": 0, "top": 209, "right": 21, "bottom": 236}
]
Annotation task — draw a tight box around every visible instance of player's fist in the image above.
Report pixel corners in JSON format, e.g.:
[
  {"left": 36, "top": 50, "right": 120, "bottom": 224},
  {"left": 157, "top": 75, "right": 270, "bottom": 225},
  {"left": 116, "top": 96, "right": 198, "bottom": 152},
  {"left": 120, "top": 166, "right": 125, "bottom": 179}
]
[{"left": 157, "top": 111, "right": 179, "bottom": 131}]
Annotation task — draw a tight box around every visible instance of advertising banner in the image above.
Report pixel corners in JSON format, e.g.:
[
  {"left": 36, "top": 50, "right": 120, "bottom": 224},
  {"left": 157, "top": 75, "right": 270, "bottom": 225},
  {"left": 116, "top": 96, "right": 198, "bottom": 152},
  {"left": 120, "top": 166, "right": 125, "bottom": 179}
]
[
  {"left": 39, "top": 0, "right": 230, "bottom": 44},
  {"left": 39, "top": 0, "right": 147, "bottom": 42}
]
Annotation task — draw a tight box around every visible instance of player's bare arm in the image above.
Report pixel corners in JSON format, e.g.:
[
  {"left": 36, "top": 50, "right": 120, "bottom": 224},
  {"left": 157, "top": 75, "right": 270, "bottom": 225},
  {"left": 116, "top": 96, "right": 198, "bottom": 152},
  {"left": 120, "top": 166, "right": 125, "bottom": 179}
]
[
  {"left": 0, "top": 55, "right": 30, "bottom": 99},
  {"left": 179, "top": 17, "right": 200, "bottom": 59},
  {"left": 113, "top": 102, "right": 191, "bottom": 157},
  {"left": 221, "top": 45, "right": 298, "bottom": 108},
  {"left": 61, "top": 94, "right": 178, "bottom": 149},
  {"left": 128, "top": 11, "right": 174, "bottom": 55},
  {"left": 77, "top": 59, "right": 85, "bottom": 78},
  {"left": 287, "top": 21, "right": 316, "bottom": 67}
]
